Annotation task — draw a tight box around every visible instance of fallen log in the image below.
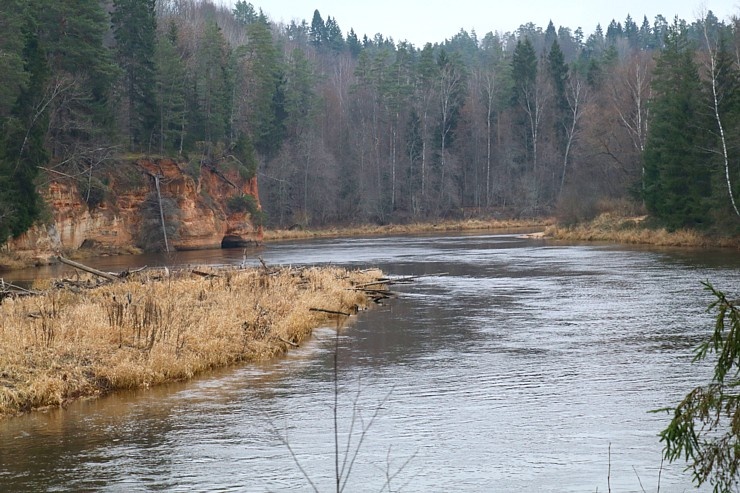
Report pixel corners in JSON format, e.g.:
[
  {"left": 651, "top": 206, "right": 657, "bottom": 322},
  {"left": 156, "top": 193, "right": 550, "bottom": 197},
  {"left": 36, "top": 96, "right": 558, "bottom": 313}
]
[
  {"left": 309, "top": 307, "right": 351, "bottom": 317},
  {"left": 56, "top": 256, "right": 118, "bottom": 282},
  {"left": 354, "top": 275, "right": 427, "bottom": 289},
  {"left": 278, "top": 336, "right": 299, "bottom": 347}
]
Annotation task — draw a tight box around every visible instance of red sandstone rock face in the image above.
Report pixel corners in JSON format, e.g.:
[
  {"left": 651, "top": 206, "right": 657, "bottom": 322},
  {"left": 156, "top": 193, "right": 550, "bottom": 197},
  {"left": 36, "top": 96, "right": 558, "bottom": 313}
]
[{"left": 8, "top": 158, "right": 262, "bottom": 260}]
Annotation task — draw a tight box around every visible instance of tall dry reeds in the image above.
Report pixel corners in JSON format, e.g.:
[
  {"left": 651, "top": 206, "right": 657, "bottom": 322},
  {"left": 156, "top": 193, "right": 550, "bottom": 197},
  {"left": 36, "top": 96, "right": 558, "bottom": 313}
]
[
  {"left": 545, "top": 213, "right": 740, "bottom": 248},
  {"left": 0, "top": 265, "right": 384, "bottom": 418}
]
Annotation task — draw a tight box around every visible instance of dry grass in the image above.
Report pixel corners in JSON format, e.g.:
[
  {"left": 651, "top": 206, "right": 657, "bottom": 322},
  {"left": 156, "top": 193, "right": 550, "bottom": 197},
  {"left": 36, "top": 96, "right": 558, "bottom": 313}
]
[
  {"left": 545, "top": 213, "right": 740, "bottom": 248},
  {"left": 0, "top": 265, "right": 385, "bottom": 418},
  {"left": 0, "top": 251, "right": 45, "bottom": 271},
  {"left": 264, "top": 218, "right": 552, "bottom": 241}
]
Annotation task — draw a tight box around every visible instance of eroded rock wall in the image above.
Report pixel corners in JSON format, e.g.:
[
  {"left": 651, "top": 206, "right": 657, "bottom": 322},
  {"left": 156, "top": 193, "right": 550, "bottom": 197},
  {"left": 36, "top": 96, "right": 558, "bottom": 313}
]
[{"left": 5, "top": 158, "right": 262, "bottom": 263}]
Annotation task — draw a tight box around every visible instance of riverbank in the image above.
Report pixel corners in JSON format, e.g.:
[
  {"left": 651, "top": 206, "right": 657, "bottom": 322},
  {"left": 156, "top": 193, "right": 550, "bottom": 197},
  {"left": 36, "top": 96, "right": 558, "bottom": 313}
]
[
  {"left": 0, "top": 265, "right": 385, "bottom": 418},
  {"left": 544, "top": 213, "right": 740, "bottom": 249},
  {"left": 0, "top": 218, "right": 551, "bottom": 271},
  {"left": 263, "top": 217, "right": 552, "bottom": 241}
]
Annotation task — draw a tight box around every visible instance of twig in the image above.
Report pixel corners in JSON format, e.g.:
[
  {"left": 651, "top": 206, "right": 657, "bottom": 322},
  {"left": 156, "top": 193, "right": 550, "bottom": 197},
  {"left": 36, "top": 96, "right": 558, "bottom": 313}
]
[
  {"left": 267, "top": 415, "right": 320, "bottom": 493},
  {"left": 632, "top": 465, "right": 646, "bottom": 493},
  {"left": 608, "top": 443, "right": 611, "bottom": 493},
  {"left": 339, "top": 386, "right": 395, "bottom": 493},
  {"left": 379, "top": 446, "right": 418, "bottom": 493}
]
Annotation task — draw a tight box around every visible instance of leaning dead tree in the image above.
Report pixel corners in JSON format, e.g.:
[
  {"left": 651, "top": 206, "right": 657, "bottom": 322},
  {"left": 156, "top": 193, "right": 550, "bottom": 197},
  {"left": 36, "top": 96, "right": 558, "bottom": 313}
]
[{"left": 153, "top": 173, "right": 170, "bottom": 253}]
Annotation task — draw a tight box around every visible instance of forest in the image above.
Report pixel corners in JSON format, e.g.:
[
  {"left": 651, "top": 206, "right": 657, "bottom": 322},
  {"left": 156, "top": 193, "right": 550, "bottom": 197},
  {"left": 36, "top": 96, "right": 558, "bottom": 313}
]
[{"left": 1, "top": 0, "right": 740, "bottom": 245}]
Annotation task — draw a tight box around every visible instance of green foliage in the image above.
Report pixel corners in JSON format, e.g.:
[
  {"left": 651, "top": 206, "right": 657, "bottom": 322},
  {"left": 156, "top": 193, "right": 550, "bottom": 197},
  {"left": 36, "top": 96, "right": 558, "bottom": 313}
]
[
  {"left": 155, "top": 25, "right": 187, "bottom": 154},
  {"left": 227, "top": 194, "right": 264, "bottom": 226},
  {"left": 36, "top": 0, "right": 118, "bottom": 147},
  {"left": 547, "top": 40, "right": 569, "bottom": 146},
  {"left": 283, "top": 48, "right": 316, "bottom": 138},
  {"left": 511, "top": 38, "right": 537, "bottom": 107},
  {"left": 190, "top": 21, "right": 230, "bottom": 147},
  {"left": 241, "top": 19, "right": 284, "bottom": 156},
  {"left": 233, "top": 1, "right": 258, "bottom": 26},
  {"left": 227, "top": 194, "right": 258, "bottom": 214},
  {"left": 231, "top": 133, "right": 258, "bottom": 180},
  {"left": 0, "top": 0, "right": 29, "bottom": 117},
  {"left": 0, "top": 13, "right": 50, "bottom": 242},
  {"left": 657, "top": 283, "right": 740, "bottom": 493},
  {"left": 643, "top": 23, "right": 712, "bottom": 229},
  {"left": 112, "top": 0, "right": 158, "bottom": 150}
]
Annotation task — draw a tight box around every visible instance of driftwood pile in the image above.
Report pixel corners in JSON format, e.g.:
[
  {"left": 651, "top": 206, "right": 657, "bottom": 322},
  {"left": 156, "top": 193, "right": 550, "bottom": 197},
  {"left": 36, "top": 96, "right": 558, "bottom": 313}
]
[
  {"left": 351, "top": 274, "right": 420, "bottom": 305},
  {"left": 0, "top": 279, "right": 40, "bottom": 302}
]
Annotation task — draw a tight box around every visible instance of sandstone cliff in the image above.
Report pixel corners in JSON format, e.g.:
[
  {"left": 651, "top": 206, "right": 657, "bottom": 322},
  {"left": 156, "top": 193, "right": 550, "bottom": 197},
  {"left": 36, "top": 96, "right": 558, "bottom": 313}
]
[{"left": 5, "top": 158, "right": 262, "bottom": 264}]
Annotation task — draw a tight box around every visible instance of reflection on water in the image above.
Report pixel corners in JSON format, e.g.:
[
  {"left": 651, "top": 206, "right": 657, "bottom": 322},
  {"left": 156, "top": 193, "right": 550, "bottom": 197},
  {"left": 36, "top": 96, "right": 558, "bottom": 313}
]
[{"left": 1, "top": 233, "right": 739, "bottom": 492}]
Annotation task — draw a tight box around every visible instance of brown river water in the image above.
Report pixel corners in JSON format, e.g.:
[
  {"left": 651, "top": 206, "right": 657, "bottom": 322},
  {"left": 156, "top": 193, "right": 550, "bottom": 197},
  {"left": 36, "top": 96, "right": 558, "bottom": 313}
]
[{"left": 1, "top": 232, "right": 740, "bottom": 492}]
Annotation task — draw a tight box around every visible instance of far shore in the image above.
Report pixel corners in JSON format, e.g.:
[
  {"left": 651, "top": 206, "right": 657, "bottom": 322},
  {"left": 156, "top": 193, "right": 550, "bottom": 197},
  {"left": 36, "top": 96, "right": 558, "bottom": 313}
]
[
  {"left": 2, "top": 214, "right": 739, "bottom": 272},
  {"left": 544, "top": 214, "right": 740, "bottom": 250},
  {"left": 0, "top": 218, "right": 552, "bottom": 272},
  {"left": 261, "top": 217, "right": 553, "bottom": 242},
  {"left": 0, "top": 264, "right": 386, "bottom": 418}
]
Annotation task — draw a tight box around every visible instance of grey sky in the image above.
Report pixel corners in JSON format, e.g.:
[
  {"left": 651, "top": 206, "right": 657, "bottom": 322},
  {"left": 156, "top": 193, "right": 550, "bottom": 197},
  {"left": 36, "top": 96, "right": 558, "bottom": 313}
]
[{"left": 223, "top": 0, "right": 739, "bottom": 46}]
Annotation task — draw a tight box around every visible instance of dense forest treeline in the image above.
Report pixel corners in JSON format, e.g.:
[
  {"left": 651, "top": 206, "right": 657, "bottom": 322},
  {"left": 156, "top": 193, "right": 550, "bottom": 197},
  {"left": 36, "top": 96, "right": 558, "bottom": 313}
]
[{"left": 1, "top": 0, "right": 739, "bottom": 246}]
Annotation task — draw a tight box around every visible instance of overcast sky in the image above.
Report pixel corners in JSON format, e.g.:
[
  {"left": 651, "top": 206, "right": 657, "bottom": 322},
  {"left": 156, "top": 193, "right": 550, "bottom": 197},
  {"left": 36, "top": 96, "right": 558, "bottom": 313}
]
[{"left": 221, "top": 0, "right": 740, "bottom": 46}]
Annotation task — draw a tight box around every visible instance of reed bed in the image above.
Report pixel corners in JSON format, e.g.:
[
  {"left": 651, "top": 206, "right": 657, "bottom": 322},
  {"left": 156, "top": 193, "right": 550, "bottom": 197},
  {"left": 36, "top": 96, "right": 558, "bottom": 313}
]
[
  {"left": 545, "top": 213, "right": 740, "bottom": 248},
  {"left": 0, "top": 265, "right": 385, "bottom": 418},
  {"left": 263, "top": 218, "right": 552, "bottom": 241}
]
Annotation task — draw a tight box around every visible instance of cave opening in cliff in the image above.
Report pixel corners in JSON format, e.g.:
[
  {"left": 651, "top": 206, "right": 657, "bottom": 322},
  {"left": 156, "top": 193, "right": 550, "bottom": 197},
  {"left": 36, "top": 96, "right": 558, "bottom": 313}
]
[{"left": 221, "top": 235, "right": 249, "bottom": 249}]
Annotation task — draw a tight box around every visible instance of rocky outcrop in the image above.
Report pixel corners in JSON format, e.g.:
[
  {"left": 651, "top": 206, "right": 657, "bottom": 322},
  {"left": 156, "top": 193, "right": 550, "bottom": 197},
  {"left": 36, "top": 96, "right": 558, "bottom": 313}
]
[{"left": 5, "top": 158, "right": 262, "bottom": 263}]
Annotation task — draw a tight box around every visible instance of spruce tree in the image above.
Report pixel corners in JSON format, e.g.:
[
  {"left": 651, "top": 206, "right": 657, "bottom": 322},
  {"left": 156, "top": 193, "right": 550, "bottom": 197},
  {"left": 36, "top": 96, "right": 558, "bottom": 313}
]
[
  {"left": 0, "top": 0, "right": 29, "bottom": 117},
  {"left": 0, "top": 14, "right": 49, "bottom": 241},
  {"left": 233, "top": 1, "right": 258, "bottom": 26},
  {"left": 112, "top": 0, "right": 159, "bottom": 150},
  {"left": 548, "top": 40, "right": 569, "bottom": 148},
  {"left": 192, "top": 21, "right": 230, "bottom": 149},
  {"left": 643, "top": 22, "right": 711, "bottom": 229},
  {"left": 36, "top": 0, "right": 117, "bottom": 155},
  {"left": 155, "top": 24, "right": 187, "bottom": 154},
  {"left": 243, "top": 19, "right": 283, "bottom": 155}
]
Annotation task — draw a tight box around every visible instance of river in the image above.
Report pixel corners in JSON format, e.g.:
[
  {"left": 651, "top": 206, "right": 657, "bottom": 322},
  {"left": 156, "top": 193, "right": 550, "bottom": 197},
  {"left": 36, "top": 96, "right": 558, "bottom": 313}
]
[{"left": 2, "top": 233, "right": 740, "bottom": 492}]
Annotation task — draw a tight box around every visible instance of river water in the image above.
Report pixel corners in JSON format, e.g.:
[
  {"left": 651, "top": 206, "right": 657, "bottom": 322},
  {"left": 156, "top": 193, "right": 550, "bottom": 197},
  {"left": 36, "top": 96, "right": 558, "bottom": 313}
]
[{"left": 2, "top": 233, "right": 740, "bottom": 492}]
